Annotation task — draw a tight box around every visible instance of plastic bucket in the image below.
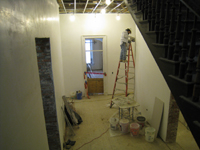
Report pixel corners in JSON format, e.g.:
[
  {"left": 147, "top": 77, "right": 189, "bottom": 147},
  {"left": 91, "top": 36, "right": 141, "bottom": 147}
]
[
  {"left": 120, "top": 119, "right": 129, "bottom": 134},
  {"left": 109, "top": 118, "right": 119, "bottom": 130},
  {"left": 130, "top": 123, "right": 140, "bottom": 136},
  {"left": 76, "top": 92, "right": 82, "bottom": 100},
  {"left": 70, "top": 91, "right": 76, "bottom": 99},
  {"left": 137, "top": 116, "right": 146, "bottom": 128},
  {"left": 145, "top": 127, "right": 156, "bottom": 142}
]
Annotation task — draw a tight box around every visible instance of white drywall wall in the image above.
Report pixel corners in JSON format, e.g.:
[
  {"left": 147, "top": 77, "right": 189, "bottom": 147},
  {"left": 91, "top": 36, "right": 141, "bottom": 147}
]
[
  {"left": 60, "top": 14, "right": 136, "bottom": 96},
  {"left": 134, "top": 26, "right": 171, "bottom": 141},
  {"left": 0, "top": 0, "right": 65, "bottom": 149}
]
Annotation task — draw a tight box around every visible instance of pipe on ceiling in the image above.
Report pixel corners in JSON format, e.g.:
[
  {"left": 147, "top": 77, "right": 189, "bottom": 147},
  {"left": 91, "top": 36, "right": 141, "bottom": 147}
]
[
  {"left": 60, "top": 0, "right": 67, "bottom": 13},
  {"left": 108, "top": 1, "right": 124, "bottom": 13},
  {"left": 92, "top": 0, "right": 101, "bottom": 13},
  {"left": 83, "top": 0, "right": 89, "bottom": 13},
  {"left": 118, "top": 6, "right": 127, "bottom": 13},
  {"left": 74, "top": 0, "right": 76, "bottom": 13},
  {"left": 104, "top": 0, "right": 114, "bottom": 9}
]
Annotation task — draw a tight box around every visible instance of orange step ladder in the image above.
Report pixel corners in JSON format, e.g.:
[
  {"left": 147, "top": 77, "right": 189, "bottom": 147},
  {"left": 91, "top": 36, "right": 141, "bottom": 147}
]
[{"left": 110, "top": 42, "right": 135, "bottom": 108}]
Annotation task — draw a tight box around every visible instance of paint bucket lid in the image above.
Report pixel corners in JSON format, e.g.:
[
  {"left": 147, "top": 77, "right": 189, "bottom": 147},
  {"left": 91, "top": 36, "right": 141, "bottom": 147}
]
[
  {"left": 130, "top": 123, "right": 140, "bottom": 129},
  {"left": 120, "top": 119, "right": 129, "bottom": 124},
  {"left": 137, "top": 116, "right": 146, "bottom": 122},
  {"left": 109, "top": 118, "right": 119, "bottom": 124}
]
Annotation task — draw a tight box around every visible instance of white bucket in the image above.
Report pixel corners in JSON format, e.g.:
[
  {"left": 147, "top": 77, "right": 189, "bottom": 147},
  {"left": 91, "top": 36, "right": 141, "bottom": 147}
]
[
  {"left": 109, "top": 118, "right": 119, "bottom": 130},
  {"left": 145, "top": 127, "right": 156, "bottom": 142},
  {"left": 120, "top": 119, "right": 129, "bottom": 134},
  {"left": 70, "top": 91, "right": 76, "bottom": 99}
]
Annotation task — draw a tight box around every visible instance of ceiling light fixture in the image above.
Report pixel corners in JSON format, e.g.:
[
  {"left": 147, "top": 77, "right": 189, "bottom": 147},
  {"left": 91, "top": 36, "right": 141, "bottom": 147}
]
[
  {"left": 106, "top": 0, "right": 111, "bottom": 5},
  {"left": 101, "top": 9, "right": 106, "bottom": 14},
  {"left": 116, "top": 14, "right": 120, "bottom": 20},
  {"left": 70, "top": 14, "right": 75, "bottom": 21}
]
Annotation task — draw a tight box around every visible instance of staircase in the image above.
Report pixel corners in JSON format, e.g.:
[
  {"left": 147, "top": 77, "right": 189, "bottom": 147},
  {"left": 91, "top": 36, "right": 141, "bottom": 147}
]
[{"left": 124, "top": 0, "right": 200, "bottom": 148}]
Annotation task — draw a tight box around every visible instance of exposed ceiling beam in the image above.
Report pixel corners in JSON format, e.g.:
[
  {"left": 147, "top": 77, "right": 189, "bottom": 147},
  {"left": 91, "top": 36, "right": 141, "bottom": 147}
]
[
  {"left": 118, "top": 6, "right": 127, "bottom": 13},
  {"left": 92, "top": 0, "right": 101, "bottom": 13},
  {"left": 104, "top": 0, "right": 114, "bottom": 9},
  {"left": 64, "top": 2, "right": 96, "bottom": 5},
  {"left": 83, "top": 0, "right": 89, "bottom": 13},
  {"left": 60, "top": 8, "right": 122, "bottom": 10},
  {"left": 108, "top": 1, "right": 124, "bottom": 13},
  {"left": 60, "top": 0, "right": 67, "bottom": 13},
  {"left": 74, "top": 0, "right": 76, "bottom": 13}
]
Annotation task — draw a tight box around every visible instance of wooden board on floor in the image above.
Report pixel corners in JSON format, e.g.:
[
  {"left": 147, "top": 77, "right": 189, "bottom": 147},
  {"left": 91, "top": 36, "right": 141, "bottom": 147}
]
[{"left": 149, "top": 97, "right": 164, "bottom": 137}]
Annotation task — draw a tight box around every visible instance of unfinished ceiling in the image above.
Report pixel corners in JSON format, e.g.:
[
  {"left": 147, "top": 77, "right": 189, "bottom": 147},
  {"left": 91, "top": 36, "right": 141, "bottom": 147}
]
[{"left": 57, "top": 0, "right": 129, "bottom": 14}]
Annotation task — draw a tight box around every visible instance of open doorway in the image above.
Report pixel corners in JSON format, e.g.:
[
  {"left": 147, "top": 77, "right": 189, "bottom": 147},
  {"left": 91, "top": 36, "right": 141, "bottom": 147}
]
[{"left": 82, "top": 36, "right": 107, "bottom": 96}]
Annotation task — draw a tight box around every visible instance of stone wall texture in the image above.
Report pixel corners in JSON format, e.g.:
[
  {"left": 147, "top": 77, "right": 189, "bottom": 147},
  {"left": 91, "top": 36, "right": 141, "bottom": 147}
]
[
  {"left": 166, "top": 94, "right": 180, "bottom": 143},
  {"left": 36, "top": 38, "right": 61, "bottom": 150}
]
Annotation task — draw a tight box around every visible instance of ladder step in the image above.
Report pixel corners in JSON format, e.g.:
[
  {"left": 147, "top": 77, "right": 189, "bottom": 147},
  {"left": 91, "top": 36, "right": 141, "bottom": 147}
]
[
  {"left": 115, "top": 89, "right": 126, "bottom": 92},
  {"left": 128, "top": 77, "right": 134, "bottom": 80},
  {"left": 116, "top": 82, "right": 127, "bottom": 84},
  {"left": 113, "top": 95, "right": 127, "bottom": 99},
  {"left": 128, "top": 72, "right": 134, "bottom": 74},
  {"left": 119, "top": 69, "right": 127, "bottom": 71},
  {"left": 117, "top": 75, "right": 127, "bottom": 77}
]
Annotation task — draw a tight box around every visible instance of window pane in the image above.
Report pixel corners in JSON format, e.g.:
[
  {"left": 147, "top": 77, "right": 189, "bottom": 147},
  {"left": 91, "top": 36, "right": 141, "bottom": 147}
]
[
  {"left": 85, "top": 43, "right": 90, "bottom": 50},
  {"left": 93, "top": 38, "right": 103, "bottom": 50},
  {"left": 85, "top": 40, "right": 91, "bottom": 50},
  {"left": 86, "top": 52, "right": 91, "bottom": 64}
]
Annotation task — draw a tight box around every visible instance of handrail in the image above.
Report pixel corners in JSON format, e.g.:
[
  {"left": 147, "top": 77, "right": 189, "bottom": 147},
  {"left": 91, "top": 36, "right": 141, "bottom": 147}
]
[{"left": 180, "top": 0, "right": 200, "bottom": 19}]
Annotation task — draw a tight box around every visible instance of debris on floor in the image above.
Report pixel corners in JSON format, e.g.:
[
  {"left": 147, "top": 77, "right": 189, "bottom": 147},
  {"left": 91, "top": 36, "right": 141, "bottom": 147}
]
[
  {"left": 108, "top": 100, "right": 156, "bottom": 142},
  {"left": 63, "top": 139, "right": 76, "bottom": 149}
]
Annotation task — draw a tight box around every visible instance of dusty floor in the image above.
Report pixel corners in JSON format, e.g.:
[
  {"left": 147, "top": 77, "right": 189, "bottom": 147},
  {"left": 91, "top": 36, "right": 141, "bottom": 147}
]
[{"left": 64, "top": 95, "right": 199, "bottom": 150}]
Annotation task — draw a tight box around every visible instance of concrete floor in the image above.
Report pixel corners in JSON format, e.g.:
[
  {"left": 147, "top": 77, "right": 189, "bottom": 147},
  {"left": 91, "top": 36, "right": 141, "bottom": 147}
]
[{"left": 64, "top": 95, "right": 199, "bottom": 150}]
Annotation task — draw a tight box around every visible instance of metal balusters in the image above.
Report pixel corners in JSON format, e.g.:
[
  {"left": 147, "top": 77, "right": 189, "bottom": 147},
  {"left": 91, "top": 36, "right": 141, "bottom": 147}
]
[
  {"left": 179, "top": 9, "right": 189, "bottom": 79},
  {"left": 192, "top": 49, "right": 200, "bottom": 102},
  {"left": 167, "top": 0, "right": 176, "bottom": 60},
  {"left": 185, "top": 16, "right": 197, "bottom": 82},
  {"left": 147, "top": 0, "right": 152, "bottom": 31},
  {"left": 173, "top": 2, "right": 182, "bottom": 62},
  {"left": 163, "top": 0, "right": 171, "bottom": 57},
  {"left": 159, "top": 0, "right": 167, "bottom": 44},
  {"left": 150, "top": 0, "right": 156, "bottom": 31},
  {"left": 154, "top": 0, "right": 160, "bottom": 42}
]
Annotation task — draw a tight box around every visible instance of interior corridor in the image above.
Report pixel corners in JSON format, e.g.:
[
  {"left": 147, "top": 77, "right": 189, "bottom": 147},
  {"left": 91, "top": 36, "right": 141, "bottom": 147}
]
[{"left": 64, "top": 95, "right": 199, "bottom": 150}]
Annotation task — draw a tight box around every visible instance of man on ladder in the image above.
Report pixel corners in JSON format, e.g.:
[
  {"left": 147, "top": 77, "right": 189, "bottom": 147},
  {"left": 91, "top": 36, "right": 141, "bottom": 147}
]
[
  {"left": 120, "top": 28, "right": 135, "bottom": 62},
  {"left": 110, "top": 28, "right": 135, "bottom": 108}
]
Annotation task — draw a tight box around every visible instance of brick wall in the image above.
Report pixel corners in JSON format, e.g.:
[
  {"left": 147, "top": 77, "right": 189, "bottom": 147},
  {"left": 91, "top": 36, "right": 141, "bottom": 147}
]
[
  {"left": 35, "top": 38, "right": 61, "bottom": 150},
  {"left": 166, "top": 94, "right": 180, "bottom": 142}
]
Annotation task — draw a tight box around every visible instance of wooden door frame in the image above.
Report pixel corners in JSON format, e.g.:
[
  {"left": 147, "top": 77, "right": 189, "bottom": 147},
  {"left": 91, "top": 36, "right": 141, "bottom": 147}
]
[{"left": 81, "top": 35, "right": 108, "bottom": 95}]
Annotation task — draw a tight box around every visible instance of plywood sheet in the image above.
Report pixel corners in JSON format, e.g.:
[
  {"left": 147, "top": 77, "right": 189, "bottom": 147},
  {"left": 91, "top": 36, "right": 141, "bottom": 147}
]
[
  {"left": 88, "top": 78, "right": 103, "bottom": 93},
  {"left": 149, "top": 97, "right": 164, "bottom": 137}
]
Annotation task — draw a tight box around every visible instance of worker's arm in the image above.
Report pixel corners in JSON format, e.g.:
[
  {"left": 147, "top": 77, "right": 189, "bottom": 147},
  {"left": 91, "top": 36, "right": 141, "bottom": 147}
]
[{"left": 128, "top": 36, "right": 135, "bottom": 42}]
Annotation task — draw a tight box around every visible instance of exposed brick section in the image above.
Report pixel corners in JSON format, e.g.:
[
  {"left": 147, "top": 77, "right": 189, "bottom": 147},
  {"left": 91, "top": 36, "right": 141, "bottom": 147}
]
[
  {"left": 166, "top": 94, "right": 180, "bottom": 143},
  {"left": 36, "top": 38, "right": 61, "bottom": 150}
]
